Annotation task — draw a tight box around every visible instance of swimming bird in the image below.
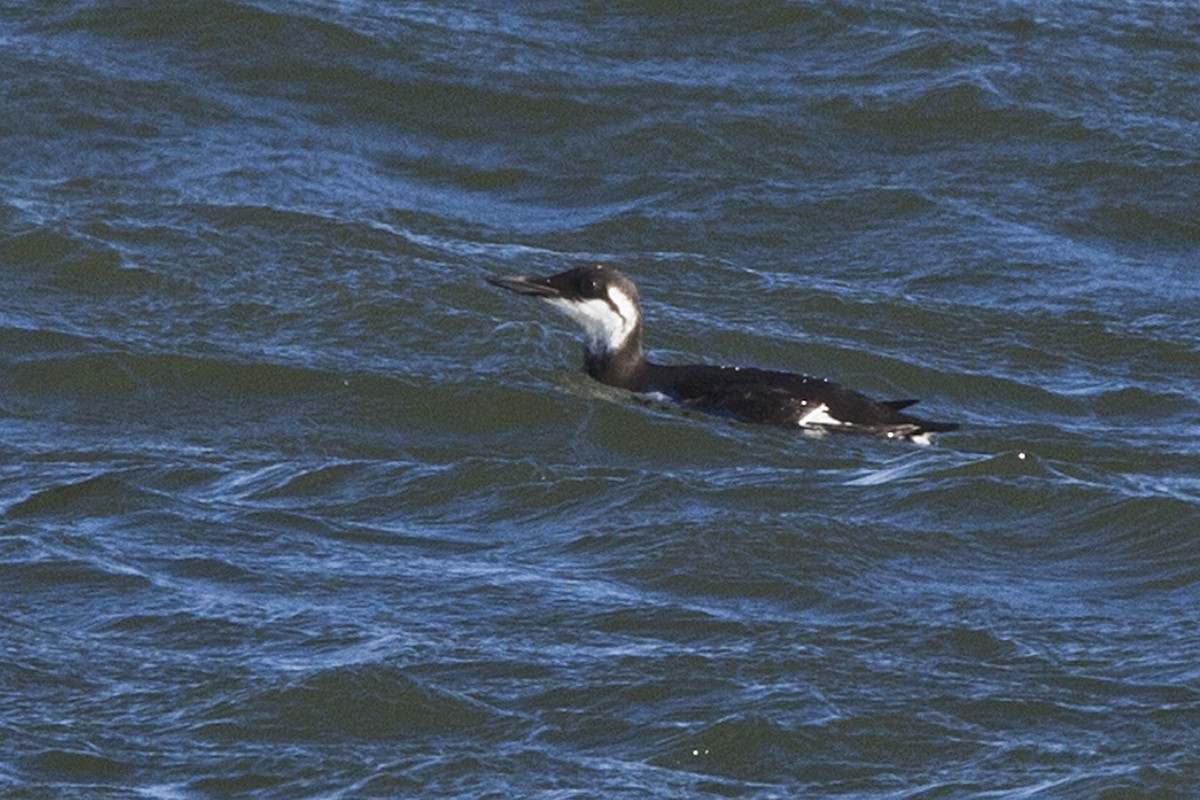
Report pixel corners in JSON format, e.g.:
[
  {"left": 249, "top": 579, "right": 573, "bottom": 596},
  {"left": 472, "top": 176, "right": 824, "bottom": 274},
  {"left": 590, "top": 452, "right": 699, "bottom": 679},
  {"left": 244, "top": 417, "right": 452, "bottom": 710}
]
[{"left": 487, "top": 264, "right": 957, "bottom": 443}]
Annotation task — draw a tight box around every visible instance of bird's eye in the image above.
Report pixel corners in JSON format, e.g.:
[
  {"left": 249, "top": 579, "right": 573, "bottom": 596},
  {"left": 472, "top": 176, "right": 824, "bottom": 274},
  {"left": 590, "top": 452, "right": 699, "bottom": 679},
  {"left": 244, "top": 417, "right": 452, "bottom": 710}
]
[{"left": 579, "top": 275, "right": 599, "bottom": 296}]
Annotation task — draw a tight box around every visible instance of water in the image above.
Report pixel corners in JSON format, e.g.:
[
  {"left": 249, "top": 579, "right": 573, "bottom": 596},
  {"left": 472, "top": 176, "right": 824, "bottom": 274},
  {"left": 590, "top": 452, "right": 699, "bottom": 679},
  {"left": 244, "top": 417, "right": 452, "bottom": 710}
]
[{"left": 3, "top": 1, "right": 1199, "bottom": 797}]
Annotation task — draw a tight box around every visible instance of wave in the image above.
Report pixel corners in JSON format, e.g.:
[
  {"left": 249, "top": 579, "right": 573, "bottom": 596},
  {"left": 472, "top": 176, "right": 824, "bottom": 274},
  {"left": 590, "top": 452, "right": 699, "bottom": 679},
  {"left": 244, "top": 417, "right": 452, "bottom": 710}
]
[{"left": 196, "top": 661, "right": 506, "bottom": 742}]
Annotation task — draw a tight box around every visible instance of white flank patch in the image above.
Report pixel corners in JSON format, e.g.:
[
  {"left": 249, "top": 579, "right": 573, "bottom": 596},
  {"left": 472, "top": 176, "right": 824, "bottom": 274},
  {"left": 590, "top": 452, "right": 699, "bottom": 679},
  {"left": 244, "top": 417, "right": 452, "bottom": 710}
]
[
  {"left": 545, "top": 293, "right": 635, "bottom": 354},
  {"left": 797, "top": 402, "right": 846, "bottom": 428}
]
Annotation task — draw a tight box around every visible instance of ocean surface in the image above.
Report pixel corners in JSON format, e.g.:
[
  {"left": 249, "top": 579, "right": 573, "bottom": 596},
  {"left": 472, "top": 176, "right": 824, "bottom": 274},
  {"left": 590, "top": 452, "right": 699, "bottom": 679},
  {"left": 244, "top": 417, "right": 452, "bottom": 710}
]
[{"left": 3, "top": 1, "right": 1200, "bottom": 797}]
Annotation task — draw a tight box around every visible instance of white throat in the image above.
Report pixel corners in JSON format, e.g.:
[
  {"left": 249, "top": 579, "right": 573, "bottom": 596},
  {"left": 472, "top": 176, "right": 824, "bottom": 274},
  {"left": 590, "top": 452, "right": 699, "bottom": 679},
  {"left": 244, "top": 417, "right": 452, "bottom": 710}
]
[{"left": 545, "top": 286, "right": 639, "bottom": 355}]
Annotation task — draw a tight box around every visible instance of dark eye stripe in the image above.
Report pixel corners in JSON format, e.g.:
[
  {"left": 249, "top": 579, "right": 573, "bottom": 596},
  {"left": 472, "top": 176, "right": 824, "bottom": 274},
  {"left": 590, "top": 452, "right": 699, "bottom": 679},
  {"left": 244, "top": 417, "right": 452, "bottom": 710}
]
[{"left": 604, "top": 297, "right": 626, "bottom": 324}]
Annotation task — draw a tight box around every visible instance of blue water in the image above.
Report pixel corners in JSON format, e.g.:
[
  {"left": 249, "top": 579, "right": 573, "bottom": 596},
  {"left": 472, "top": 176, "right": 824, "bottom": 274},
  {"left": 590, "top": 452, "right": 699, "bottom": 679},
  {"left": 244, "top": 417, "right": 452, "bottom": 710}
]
[{"left": 3, "top": 1, "right": 1200, "bottom": 797}]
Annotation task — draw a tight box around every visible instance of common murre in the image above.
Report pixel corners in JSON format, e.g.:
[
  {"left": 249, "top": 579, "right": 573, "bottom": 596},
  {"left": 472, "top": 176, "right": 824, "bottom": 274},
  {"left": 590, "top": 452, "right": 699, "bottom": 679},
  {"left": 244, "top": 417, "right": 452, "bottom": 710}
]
[{"left": 487, "top": 264, "right": 957, "bottom": 443}]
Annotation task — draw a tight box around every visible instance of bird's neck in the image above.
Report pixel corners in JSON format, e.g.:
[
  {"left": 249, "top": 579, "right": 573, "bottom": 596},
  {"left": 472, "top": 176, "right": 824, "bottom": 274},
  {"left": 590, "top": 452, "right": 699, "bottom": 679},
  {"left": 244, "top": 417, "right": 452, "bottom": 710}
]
[{"left": 583, "top": 327, "right": 648, "bottom": 390}]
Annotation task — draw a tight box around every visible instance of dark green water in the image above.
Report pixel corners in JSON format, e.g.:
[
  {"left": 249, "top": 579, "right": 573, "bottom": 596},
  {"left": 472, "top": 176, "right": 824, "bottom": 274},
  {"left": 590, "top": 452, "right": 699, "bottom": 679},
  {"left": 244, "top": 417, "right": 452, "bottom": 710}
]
[{"left": 3, "top": 1, "right": 1199, "bottom": 797}]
